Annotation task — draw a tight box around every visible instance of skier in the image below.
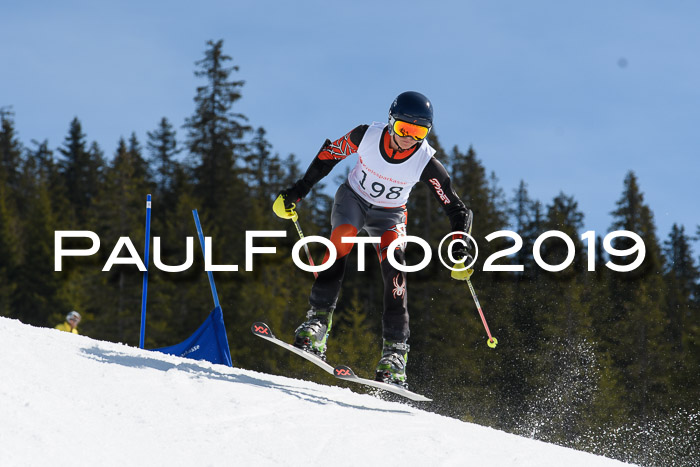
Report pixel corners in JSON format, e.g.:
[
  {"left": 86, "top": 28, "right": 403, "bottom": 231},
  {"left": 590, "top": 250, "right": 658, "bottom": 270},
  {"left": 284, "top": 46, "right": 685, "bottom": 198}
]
[
  {"left": 55, "top": 310, "right": 81, "bottom": 334},
  {"left": 274, "top": 91, "right": 473, "bottom": 387}
]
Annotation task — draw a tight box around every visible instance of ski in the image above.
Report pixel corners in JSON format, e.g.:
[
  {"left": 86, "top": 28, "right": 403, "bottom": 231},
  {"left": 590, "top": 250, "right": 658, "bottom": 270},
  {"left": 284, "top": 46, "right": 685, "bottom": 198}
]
[
  {"left": 251, "top": 322, "right": 334, "bottom": 375},
  {"left": 333, "top": 365, "right": 432, "bottom": 402},
  {"left": 251, "top": 322, "right": 431, "bottom": 401}
]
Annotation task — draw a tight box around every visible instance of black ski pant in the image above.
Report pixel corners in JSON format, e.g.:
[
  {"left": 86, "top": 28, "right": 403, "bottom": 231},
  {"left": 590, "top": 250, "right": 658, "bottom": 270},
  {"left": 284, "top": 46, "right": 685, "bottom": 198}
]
[{"left": 309, "top": 183, "right": 409, "bottom": 342}]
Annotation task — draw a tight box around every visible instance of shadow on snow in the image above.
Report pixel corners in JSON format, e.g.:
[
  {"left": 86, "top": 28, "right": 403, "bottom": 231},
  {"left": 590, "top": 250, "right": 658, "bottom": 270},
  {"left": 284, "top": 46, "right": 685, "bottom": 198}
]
[{"left": 79, "top": 345, "right": 412, "bottom": 415}]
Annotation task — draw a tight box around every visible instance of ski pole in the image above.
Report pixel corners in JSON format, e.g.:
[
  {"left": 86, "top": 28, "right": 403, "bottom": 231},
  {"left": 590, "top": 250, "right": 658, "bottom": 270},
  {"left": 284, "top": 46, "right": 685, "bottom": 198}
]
[
  {"left": 291, "top": 216, "right": 318, "bottom": 279},
  {"left": 466, "top": 277, "right": 498, "bottom": 348},
  {"left": 450, "top": 225, "right": 497, "bottom": 348},
  {"left": 273, "top": 195, "right": 318, "bottom": 279},
  {"left": 451, "top": 264, "right": 497, "bottom": 347}
]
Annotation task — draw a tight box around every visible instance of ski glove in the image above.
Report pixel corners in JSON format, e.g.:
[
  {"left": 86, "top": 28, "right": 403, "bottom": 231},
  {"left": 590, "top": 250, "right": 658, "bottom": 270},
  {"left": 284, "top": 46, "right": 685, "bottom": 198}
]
[
  {"left": 279, "top": 180, "right": 312, "bottom": 210},
  {"left": 449, "top": 235, "right": 473, "bottom": 265},
  {"left": 450, "top": 234, "right": 474, "bottom": 281},
  {"left": 273, "top": 180, "right": 313, "bottom": 221}
]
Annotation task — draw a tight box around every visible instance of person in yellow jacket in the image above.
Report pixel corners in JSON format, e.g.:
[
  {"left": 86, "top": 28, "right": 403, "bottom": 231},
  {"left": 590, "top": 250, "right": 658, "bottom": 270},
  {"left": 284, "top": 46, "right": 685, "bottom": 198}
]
[{"left": 56, "top": 311, "right": 81, "bottom": 334}]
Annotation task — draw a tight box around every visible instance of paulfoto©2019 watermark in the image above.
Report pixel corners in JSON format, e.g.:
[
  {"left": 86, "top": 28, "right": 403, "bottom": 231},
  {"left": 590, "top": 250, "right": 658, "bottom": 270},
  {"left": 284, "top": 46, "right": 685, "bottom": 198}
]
[{"left": 54, "top": 229, "right": 645, "bottom": 274}]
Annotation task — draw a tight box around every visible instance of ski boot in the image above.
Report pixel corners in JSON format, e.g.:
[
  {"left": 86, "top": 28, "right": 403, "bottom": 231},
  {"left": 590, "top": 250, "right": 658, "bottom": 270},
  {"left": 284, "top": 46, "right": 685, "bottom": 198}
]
[
  {"left": 375, "top": 340, "right": 410, "bottom": 388},
  {"left": 293, "top": 307, "right": 334, "bottom": 360}
]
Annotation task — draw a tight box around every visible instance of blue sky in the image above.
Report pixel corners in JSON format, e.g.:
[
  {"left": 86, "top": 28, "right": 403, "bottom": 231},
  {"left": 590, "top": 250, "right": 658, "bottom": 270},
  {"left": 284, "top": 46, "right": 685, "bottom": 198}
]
[{"left": 2, "top": 1, "right": 699, "bottom": 251}]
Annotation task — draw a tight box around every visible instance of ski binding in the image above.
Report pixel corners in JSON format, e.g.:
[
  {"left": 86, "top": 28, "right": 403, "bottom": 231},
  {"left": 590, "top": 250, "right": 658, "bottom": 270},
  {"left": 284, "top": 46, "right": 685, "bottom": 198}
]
[
  {"left": 251, "top": 322, "right": 334, "bottom": 375},
  {"left": 333, "top": 365, "right": 432, "bottom": 402}
]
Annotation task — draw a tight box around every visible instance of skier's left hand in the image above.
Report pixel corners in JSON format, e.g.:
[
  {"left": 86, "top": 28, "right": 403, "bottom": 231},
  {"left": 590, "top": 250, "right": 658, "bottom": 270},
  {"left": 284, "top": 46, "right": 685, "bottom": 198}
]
[
  {"left": 279, "top": 183, "right": 304, "bottom": 210},
  {"left": 449, "top": 236, "right": 473, "bottom": 265},
  {"left": 449, "top": 237, "right": 474, "bottom": 281}
]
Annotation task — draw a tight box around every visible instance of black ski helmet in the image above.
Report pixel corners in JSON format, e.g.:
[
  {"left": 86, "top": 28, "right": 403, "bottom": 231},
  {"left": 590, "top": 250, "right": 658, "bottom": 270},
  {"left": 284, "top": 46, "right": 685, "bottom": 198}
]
[{"left": 388, "top": 91, "right": 433, "bottom": 135}]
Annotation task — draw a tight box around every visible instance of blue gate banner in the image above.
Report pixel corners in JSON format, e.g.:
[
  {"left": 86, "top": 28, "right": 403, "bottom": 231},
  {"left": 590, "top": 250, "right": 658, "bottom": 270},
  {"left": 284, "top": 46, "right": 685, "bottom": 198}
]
[{"left": 153, "top": 306, "right": 232, "bottom": 367}]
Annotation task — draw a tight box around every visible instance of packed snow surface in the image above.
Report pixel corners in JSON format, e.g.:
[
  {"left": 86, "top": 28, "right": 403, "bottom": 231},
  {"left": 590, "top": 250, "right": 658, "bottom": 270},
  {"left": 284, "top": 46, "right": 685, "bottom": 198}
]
[{"left": 0, "top": 317, "right": 634, "bottom": 466}]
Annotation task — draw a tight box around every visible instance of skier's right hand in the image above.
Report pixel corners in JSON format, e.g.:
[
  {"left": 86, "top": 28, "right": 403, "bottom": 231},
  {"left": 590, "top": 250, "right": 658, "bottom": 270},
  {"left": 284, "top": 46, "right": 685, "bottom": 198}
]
[
  {"left": 273, "top": 180, "right": 310, "bottom": 221},
  {"left": 279, "top": 183, "right": 304, "bottom": 210},
  {"left": 273, "top": 193, "right": 298, "bottom": 221}
]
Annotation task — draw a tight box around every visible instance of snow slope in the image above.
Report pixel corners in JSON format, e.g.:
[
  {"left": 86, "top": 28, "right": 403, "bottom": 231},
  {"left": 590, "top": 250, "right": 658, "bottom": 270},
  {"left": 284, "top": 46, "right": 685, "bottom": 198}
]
[{"left": 0, "top": 317, "right": 634, "bottom": 467}]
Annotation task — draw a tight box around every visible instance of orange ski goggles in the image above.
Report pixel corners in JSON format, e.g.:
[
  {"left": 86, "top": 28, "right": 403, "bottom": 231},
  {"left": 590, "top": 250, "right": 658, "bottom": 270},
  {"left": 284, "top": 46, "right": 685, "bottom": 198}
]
[{"left": 392, "top": 119, "right": 430, "bottom": 141}]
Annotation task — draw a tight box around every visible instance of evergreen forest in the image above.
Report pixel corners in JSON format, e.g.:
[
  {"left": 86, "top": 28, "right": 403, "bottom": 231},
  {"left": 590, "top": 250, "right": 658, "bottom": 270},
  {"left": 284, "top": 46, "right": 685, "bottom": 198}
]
[{"left": 1, "top": 40, "right": 698, "bottom": 466}]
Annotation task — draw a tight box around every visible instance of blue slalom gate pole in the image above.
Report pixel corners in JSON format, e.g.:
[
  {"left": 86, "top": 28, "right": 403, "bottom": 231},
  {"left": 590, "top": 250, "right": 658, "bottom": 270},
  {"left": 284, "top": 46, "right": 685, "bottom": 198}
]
[
  {"left": 139, "top": 194, "right": 152, "bottom": 349},
  {"left": 192, "top": 209, "right": 221, "bottom": 309}
]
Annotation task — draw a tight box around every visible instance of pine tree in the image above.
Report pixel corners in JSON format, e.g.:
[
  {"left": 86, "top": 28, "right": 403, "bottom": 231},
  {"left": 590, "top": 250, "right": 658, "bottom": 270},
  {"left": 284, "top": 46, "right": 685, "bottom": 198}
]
[
  {"left": 662, "top": 223, "right": 699, "bottom": 409},
  {"left": 0, "top": 182, "right": 19, "bottom": 318},
  {"left": 243, "top": 127, "right": 287, "bottom": 231},
  {"left": 184, "top": 39, "right": 251, "bottom": 215},
  {"left": 487, "top": 181, "right": 542, "bottom": 432},
  {"left": 145, "top": 117, "right": 186, "bottom": 333},
  {"left": 182, "top": 40, "right": 253, "bottom": 327},
  {"left": 57, "top": 118, "right": 104, "bottom": 225},
  {"left": 606, "top": 171, "right": 670, "bottom": 420},
  {"left": 245, "top": 127, "right": 280, "bottom": 199},
  {"left": 691, "top": 226, "right": 700, "bottom": 404},
  {"left": 505, "top": 180, "right": 544, "bottom": 376},
  {"left": 519, "top": 193, "right": 596, "bottom": 444},
  {"left": 12, "top": 142, "right": 69, "bottom": 326},
  {"left": 147, "top": 117, "right": 181, "bottom": 197},
  {"left": 0, "top": 107, "right": 23, "bottom": 198},
  {"left": 510, "top": 180, "right": 543, "bottom": 270},
  {"left": 663, "top": 224, "right": 698, "bottom": 348},
  {"left": 0, "top": 108, "right": 22, "bottom": 319},
  {"left": 87, "top": 137, "right": 150, "bottom": 343},
  {"left": 451, "top": 145, "right": 508, "bottom": 240},
  {"left": 282, "top": 153, "right": 303, "bottom": 187},
  {"left": 128, "top": 132, "right": 151, "bottom": 184}
]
